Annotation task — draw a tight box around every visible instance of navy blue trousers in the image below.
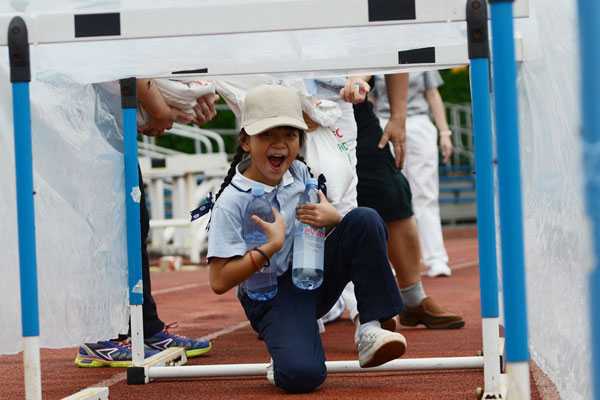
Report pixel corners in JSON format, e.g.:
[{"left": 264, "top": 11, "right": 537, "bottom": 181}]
[{"left": 240, "top": 207, "right": 404, "bottom": 393}]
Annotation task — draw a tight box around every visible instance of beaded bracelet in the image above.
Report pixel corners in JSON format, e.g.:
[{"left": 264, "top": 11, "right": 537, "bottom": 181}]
[{"left": 439, "top": 130, "right": 452, "bottom": 137}]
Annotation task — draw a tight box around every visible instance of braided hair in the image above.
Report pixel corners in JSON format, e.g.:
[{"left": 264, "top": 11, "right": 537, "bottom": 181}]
[{"left": 214, "top": 127, "right": 312, "bottom": 202}]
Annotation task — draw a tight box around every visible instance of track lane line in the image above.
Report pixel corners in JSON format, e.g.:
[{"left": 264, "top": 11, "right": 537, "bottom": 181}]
[
  {"left": 152, "top": 282, "right": 209, "bottom": 296},
  {"left": 420, "top": 260, "right": 479, "bottom": 276}
]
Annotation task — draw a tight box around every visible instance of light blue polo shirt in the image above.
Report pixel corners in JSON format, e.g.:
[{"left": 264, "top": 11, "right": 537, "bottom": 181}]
[{"left": 207, "top": 158, "right": 311, "bottom": 279}]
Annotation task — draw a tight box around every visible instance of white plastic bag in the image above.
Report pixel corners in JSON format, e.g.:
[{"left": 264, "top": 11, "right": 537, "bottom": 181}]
[
  {"left": 301, "top": 125, "right": 353, "bottom": 206},
  {"left": 285, "top": 79, "right": 353, "bottom": 208},
  {"left": 137, "top": 79, "right": 216, "bottom": 126}
]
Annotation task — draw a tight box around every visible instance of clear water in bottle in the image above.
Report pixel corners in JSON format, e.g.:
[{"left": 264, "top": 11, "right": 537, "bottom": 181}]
[
  {"left": 242, "top": 185, "right": 277, "bottom": 301},
  {"left": 292, "top": 178, "right": 325, "bottom": 290}
]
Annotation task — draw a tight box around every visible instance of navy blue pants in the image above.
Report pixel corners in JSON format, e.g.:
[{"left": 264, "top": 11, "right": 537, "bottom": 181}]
[{"left": 240, "top": 207, "right": 404, "bottom": 393}]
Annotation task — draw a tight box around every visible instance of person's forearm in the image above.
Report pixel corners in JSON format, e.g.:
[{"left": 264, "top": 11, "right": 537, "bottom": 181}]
[
  {"left": 425, "top": 88, "right": 450, "bottom": 132},
  {"left": 209, "top": 243, "right": 279, "bottom": 294},
  {"left": 136, "top": 79, "right": 170, "bottom": 119},
  {"left": 385, "top": 73, "right": 408, "bottom": 125},
  {"left": 347, "top": 75, "right": 372, "bottom": 83}
]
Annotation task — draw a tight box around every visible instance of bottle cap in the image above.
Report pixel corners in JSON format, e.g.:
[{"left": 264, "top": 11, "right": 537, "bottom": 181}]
[
  {"left": 307, "top": 177, "right": 318, "bottom": 188},
  {"left": 251, "top": 184, "right": 265, "bottom": 197}
]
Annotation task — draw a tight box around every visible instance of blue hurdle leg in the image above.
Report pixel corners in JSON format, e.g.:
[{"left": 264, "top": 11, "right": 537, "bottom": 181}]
[
  {"left": 576, "top": 0, "right": 600, "bottom": 398},
  {"left": 120, "top": 78, "right": 145, "bottom": 367},
  {"left": 9, "top": 16, "right": 42, "bottom": 400},
  {"left": 489, "top": 0, "right": 530, "bottom": 397},
  {"left": 467, "top": 1, "right": 501, "bottom": 394}
]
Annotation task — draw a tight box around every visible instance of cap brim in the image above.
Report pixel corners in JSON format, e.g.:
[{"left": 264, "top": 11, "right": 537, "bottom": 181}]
[{"left": 244, "top": 116, "right": 308, "bottom": 136}]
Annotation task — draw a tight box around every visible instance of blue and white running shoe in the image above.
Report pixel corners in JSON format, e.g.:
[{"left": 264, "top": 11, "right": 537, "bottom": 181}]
[
  {"left": 75, "top": 340, "right": 159, "bottom": 367},
  {"left": 144, "top": 322, "right": 211, "bottom": 358}
]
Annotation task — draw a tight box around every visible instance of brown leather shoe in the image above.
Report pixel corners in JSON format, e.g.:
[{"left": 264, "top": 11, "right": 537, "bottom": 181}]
[{"left": 399, "top": 297, "right": 465, "bottom": 329}]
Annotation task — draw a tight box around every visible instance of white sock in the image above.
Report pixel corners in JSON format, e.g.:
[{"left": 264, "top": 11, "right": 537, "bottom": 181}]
[
  {"left": 341, "top": 282, "right": 359, "bottom": 322},
  {"left": 400, "top": 281, "right": 427, "bottom": 308},
  {"left": 358, "top": 320, "right": 381, "bottom": 338}
]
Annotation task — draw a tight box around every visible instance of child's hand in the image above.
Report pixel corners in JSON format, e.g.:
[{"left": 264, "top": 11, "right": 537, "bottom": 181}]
[
  {"left": 192, "top": 93, "right": 220, "bottom": 126},
  {"left": 252, "top": 207, "right": 286, "bottom": 251},
  {"left": 340, "top": 77, "right": 371, "bottom": 104},
  {"left": 295, "top": 190, "right": 341, "bottom": 230}
]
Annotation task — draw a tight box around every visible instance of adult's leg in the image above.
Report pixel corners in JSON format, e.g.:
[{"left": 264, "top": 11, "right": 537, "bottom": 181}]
[
  {"left": 316, "top": 207, "right": 404, "bottom": 324},
  {"left": 240, "top": 272, "right": 326, "bottom": 394},
  {"left": 403, "top": 116, "right": 449, "bottom": 271},
  {"left": 138, "top": 166, "right": 165, "bottom": 338},
  {"left": 385, "top": 216, "right": 422, "bottom": 288}
]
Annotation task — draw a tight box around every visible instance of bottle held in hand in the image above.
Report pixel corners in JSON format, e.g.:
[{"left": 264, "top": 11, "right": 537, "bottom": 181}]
[
  {"left": 292, "top": 178, "right": 325, "bottom": 290},
  {"left": 243, "top": 185, "right": 277, "bottom": 300}
]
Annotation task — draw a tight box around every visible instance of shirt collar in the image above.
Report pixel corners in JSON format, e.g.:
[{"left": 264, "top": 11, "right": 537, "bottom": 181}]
[{"left": 231, "top": 157, "right": 294, "bottom": 193}]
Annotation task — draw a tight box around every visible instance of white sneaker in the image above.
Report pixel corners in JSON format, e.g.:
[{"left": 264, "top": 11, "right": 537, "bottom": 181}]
[
  {"left": 266, "top": 358, "right": 275, "bottom": 385},
  {"left": 427, "top": 262, "right": 452, "bottom": 278},
  {"left": 353, "top": 316, "right": 398, "bottom": 345},
  {"left": 357, "top": 326, "right": 407, "bottom": 368}
]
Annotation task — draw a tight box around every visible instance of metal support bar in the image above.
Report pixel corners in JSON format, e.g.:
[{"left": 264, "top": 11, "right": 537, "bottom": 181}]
[
  {"left": 489, "top": 0, "right": 531, "bottom": 398},
  {"left": 467, "top": 0, "right": 501, "bottom": 395},
  {"left": 120, "top": 78, "right": 145, "bottom": 367},
  {"left": 576, "top": 0, "right": 600, "bottom": 398},
  {"left": 9, "top": 16, "right": 42, "bottom": 400},
  {"left": 148, "top": 357, "right": 484, "bottom": 380}
]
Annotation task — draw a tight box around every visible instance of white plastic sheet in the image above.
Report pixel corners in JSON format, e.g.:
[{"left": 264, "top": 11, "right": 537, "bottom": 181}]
[
  {"left": 0, "top": 48, "right": 129, "bottom": 354},
  {"left": 516, "top": 1, "right": 593, "bottom": 398}
]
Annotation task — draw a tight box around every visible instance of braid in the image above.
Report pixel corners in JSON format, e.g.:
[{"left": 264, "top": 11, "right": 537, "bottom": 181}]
[
  {"left": 295, "top": 131, "right": 314, "bottom": 177},
  {"left": 295, "top": 154, "right": 314, "bottom": 178},
  {"left": 215, "top": 143, "right": 246, "bottom": 202}
]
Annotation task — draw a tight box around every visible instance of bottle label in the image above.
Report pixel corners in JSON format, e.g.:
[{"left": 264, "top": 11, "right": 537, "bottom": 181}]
[{"left": 304, "top": 227, "right": 325, "bottom": 239}]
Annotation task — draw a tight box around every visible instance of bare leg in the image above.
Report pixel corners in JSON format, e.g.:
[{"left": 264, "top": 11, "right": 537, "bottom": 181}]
[{"left": 385, "top": 216, "right": 422, "bottom": 289}]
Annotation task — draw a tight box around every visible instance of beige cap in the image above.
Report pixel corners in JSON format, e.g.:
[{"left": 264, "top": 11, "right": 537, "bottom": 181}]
[{"left": 241, "top": 84, "right": 308, "bottom": 136}]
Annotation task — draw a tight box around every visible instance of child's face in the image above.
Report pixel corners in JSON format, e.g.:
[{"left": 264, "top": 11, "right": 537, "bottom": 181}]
[{"left": 241, "top": 127, "right": 300, "bottom": 186}]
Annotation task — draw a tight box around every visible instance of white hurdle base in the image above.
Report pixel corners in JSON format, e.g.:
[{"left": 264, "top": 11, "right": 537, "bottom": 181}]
[
  {"left": 23, "top": 336, "right": 42, "bottom": 400},
  {"left": 147, "top": 356, "right": 484, "bottom": 380},
  {"left": 61, "top": 387, "right": 109, "bottom": 400},
  {"left": 506, "top": 361, "right": 531, "bottom": 399}
]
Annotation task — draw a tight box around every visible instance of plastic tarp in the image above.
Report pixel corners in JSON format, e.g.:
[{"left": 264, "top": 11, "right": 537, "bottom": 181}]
[
  {"left": 515, "top": 1, "right": 593, "bottom": 398},
  {"left": 0, "top": 51, "right": 129, "bottom": 354},
  {"left": 0, "top": 1, "right": 595, "bottom": 398}
]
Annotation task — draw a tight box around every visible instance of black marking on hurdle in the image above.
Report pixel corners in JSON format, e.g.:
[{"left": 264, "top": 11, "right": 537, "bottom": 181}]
[
  {"left": 368, "top": 0, "right": 416, "bottom": 22},
  {"left": 172, "top": 68, "right": 209, "bottom": 75},
  {"left": 74, "top": 13, "right": 121, "bottom": 38},
  {"left": 398, "top": 47, "right": 436, "bottom": 64}
]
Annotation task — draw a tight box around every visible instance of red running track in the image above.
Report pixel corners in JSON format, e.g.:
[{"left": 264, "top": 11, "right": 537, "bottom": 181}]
[{"left": 0, "top": 228, "right": 560, "bottom": 399}]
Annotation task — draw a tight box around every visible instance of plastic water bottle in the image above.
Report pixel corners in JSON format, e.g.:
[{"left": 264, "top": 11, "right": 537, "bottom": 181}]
[
  {"left": 292, "top": 178, "right": 325, "bottom": 290},
  {"left": 242, "top": 185, "right": 277, "bottom": 301}
]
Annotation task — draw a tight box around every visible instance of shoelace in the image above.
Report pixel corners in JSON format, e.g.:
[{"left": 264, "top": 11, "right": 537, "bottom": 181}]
[
  {"left": 111, "top": 339, "right": 132, "bottom": 350},
  {"left": 163, "top": 322, "right": 187, "bottom": 339}
]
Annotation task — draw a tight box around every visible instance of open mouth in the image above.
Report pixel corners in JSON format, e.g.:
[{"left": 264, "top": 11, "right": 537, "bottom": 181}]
[{"left": 268, "top": 155, "right": 286, "bottom": 169}]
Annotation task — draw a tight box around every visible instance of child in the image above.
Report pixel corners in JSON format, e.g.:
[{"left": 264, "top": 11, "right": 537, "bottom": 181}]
[{"left": 207, "top": 84, "right": 407, "bottom": 394}]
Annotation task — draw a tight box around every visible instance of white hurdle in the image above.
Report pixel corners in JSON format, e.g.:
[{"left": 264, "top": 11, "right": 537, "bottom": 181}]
[{"left": 147, "top": 357, "right": 484, "bottom": 380}]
